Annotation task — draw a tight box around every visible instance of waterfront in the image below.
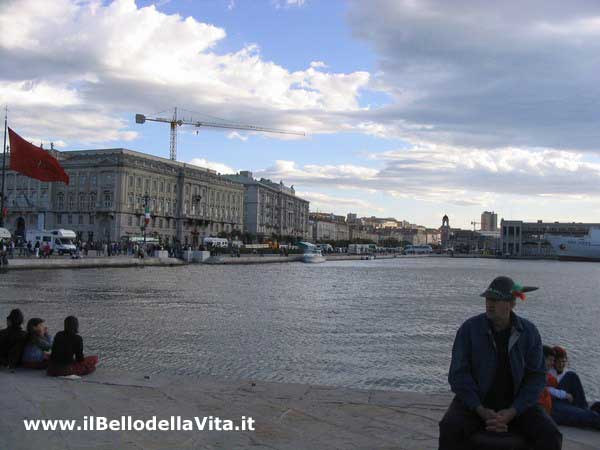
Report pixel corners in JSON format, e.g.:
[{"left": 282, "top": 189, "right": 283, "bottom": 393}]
[{"left": 2, "top": 258, "right": 600, "bottom": 400}]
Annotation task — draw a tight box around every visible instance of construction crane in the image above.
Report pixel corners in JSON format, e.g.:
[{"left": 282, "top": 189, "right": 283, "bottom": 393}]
[
  {"left": 470, "top": 221, "right": 480, "bottom": 231},
  {"left": 135, "top": 107, "right": 305, "bottom": 161}
]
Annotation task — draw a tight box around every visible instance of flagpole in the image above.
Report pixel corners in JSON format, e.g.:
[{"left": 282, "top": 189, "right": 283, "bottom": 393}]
[{"left": 0, "top": 106, "right": 7, "bottom": 228}]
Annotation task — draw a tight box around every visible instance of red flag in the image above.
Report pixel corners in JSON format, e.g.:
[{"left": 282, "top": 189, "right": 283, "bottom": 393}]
[{"left": 8, "top": 127, "right": 69, "bottom": 185}]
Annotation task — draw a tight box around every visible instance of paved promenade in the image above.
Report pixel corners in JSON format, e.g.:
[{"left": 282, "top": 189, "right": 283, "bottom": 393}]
[
  {"left": 1, "top": 368, "right": 598, "bottom": 450},
  {"left": 2, "top": 256, "right": 185, "bottom": 270}
]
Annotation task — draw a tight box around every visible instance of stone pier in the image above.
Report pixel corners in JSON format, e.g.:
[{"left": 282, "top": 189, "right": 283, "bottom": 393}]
[{"left": 1, "top": 369, "right": 598, "bottom": 449}]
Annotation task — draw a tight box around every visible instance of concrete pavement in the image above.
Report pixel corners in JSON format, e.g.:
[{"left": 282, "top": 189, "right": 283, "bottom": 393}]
[{"left": 1, "top": 368, "right": 598, "bottom": 450}]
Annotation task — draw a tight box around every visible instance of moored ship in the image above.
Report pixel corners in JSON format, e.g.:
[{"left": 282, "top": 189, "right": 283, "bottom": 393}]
[{"left": 545, "top": 228, "right": 600, "bottom": 261}]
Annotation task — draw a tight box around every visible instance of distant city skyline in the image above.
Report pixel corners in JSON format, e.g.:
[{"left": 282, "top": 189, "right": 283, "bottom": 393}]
[{"left": 3, "top": 0, "right": 600, "bottom": 229}]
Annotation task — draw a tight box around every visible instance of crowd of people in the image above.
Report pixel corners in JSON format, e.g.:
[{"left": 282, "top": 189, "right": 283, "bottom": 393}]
[
  {"left": 0, "top": 309, "right": 98, "bottom": 377},
  {"left": 0, "top": 237, "right": 185, "bottom": 261},
  {"left": 439, "top": 276, "right": 600, "bottom": 450}
]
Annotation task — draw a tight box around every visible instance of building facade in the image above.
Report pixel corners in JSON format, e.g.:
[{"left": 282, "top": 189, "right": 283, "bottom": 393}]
[
  {"left": 224, "top": 171, "right": 309, "bottom": 241},
  {"left": 501, "top": 220, "right": 600, "bottom": 257},
  {"left": 1, "top": 148, "right": 245, "bottom": 247},
  {"left": 309, "top": 213, "right": 349, "bottom": 242},
  {"left": 481, "top": 211, "right": 498, "bottom": 231}
]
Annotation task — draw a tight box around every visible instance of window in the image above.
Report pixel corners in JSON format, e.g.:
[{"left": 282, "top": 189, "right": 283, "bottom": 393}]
[
  {"left": 89, "top": 192, "right": 97, "bottom": 210},
  {"left": 159, "top": 218, "right": 163, "bottom": 228},
  {"left": 160, "top": 181, "right": 164, "bottom": 193},
  {"left": 129, "top": 176, "right": 134, "bottom": 188},
  {"left": 128, "top": 193, "right": 134, "bottom": 208},
  {"left": 80, "top": 174, "right": 87, "bottom": 186},
  {"left": 91, "top": 175, "right": 97, "bottom": 186},
  {"left": 153, "top": 180, "right": 157, "bottom": 191},
  {"left": 67, "top": 214, "right": 73, "bottom": 224},
  {"left": 137, "top": 177, "right": 142, "bottom": 189},
  {"left": 68, "top": 194, "right": 74, "bottom": 210},
  {"left": 173, "top": 183, "right": 177, "bottom": 193},
  {"left": 103, "top": 191, "right": 112, "bottom": 208},
  {"left": 78, "top": 214, "right": 84, "bottom": 225},
  {"left": 144, "top": 179, "right": 149, "bottom": 192},
  {"left": 128, "top": 215, "right": 133, "bottom": 226},
  {"left": 56, "top": 213, "right": 62, "bottom": 225},
  {"left": 79, "top": 193, "right": 86, "bottom": 210}
]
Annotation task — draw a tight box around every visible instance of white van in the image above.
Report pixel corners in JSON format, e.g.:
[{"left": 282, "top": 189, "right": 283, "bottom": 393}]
[
  {"left": 26, "top": 229, "right": 77, "bottom": 255},
  {"left": 203, "top": 237, "right": 229, "bottom": 248}
]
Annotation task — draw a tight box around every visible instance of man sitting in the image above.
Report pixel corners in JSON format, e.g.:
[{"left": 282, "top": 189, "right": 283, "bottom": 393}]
[{"left": 438, "top": 276, "right": 562, "bottom": 450}]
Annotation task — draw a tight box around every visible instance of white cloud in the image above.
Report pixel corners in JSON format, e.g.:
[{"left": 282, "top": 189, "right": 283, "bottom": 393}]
[
  {"left": 226, "top": 131, "right": 248, "bottom": 141},
  {"left": 188, "top": 158, "right": 236, "bottom": 175},
  {"left": 296, "top": 191, "right": 383, "bottom": 214},
  {"left": 272, "top": 0, "right": 306, "bottom": 9},
  {"left": 0, "top": 0, "right": 371, "bottom": 146}
]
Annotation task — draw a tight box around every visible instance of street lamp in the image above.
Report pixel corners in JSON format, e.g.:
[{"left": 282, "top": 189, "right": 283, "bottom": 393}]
[{"left": 142, "top": 193, "right": 151, "bottom": 249}]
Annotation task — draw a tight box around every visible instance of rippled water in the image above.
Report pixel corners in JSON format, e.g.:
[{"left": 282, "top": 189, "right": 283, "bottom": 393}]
[{"left": 2, "top": 258, "right": 600, "bottom": 399}]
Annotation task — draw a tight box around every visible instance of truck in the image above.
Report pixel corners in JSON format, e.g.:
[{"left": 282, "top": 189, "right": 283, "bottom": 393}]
[{"left": 26, "top": 229, "right": 77, "bottom": 255}]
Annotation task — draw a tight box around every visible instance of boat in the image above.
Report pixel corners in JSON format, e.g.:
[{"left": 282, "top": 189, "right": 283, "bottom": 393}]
[
  {"left": 545, "top": 228, "right": 600, "bottom": 261},
  {"left": 298, "top": 241, "right": 326, "bottom": 264}
]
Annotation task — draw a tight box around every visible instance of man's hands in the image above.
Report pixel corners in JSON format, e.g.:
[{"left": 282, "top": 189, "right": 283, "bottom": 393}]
[
  {"left": 476, "top": 406, "right": 517, "bottom": 433},
  {"left": 566, "top": 393, "right": 574, "bottom": 403}
]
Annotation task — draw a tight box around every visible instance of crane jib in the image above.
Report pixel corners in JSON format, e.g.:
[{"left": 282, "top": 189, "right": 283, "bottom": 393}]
[{"left": 135, "top": 107, "right": 305, "bottom": 161}]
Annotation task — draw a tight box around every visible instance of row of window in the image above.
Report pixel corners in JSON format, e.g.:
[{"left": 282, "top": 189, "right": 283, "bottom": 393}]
[
  {"left": 56, "top": 214, "right": 95, "bottom": 226},
  {"left": 126, "top": 179, "right": 242, "bottom": 206},
  {"left": 55, "top": 192, "right": 113, "bottom": 210}
]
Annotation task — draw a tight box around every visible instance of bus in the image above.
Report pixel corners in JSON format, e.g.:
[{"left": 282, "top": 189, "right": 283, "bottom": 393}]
[{"left": 404, "top": 244, "right": 433, "bottom": 255}]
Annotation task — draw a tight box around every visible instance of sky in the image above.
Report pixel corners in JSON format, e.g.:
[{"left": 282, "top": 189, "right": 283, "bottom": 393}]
[{"left": 2, "top": 0, "right": 600, "bottom": 228}]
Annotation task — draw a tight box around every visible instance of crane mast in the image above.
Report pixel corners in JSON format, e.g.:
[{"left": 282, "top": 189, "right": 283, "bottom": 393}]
[{"left": 135, "top": 107, "right": 305, "bottom": 161}]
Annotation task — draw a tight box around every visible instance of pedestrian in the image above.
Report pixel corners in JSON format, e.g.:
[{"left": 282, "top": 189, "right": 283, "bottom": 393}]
[
  {"left": 47, "top": 316, "right": 98, "bottom": 377},
  {"left": 34, "top": 241, "right": 40, "bottom": 258},
  {"left": 438, "top": 276, "right": 562, "bottom": 450},
  {"left": 0, "top": 309, "right": 27, "bottom": 368}
]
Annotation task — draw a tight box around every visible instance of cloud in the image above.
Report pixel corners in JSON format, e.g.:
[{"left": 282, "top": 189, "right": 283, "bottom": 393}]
[
  {"left": 188, "top": 158, "right": 236, "bottom": 175},
  {"left": 272, "top": 0, "right": 306, "bottom": 9},
  {"left": 253, "top": 145, "right": 600, "bottom": 207},
  {"left": 226, "top": 131, "right": 248, "bottom": 141},
  {"left": 0, "top": 0, "right": 371, "bottom": 146},
  {"left": 347, "top": 0, "right": 600, "bottom": 152},
  {"left": 296, "top": 191, "right": 384, "bottom": 214}
]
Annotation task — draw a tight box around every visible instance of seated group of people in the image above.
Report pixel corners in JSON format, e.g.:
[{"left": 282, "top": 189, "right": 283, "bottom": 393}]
[
  {"left": 539, "top": 345, "right": 600, "bottom": 429},
  {"left": 0, "top": 308, "right": 98, "bottom": 376}
]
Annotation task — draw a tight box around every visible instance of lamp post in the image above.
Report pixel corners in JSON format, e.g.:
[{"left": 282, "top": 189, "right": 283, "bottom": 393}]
[{"left": 142, "top": 193, "right": 150, "bottom": 250}]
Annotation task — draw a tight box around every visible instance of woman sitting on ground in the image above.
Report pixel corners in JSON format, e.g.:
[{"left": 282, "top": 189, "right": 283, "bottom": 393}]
[
  {"left": 22, "top": 318, "right": 53, "bottom": 369},
  {"left": 47, "top": 316, "right": 98, "bottom": 377}
]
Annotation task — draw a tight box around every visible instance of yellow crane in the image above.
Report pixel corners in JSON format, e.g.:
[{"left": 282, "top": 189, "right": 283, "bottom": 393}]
[{"left": 135, "top": 107, "right": 305, "bottom": 161}]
